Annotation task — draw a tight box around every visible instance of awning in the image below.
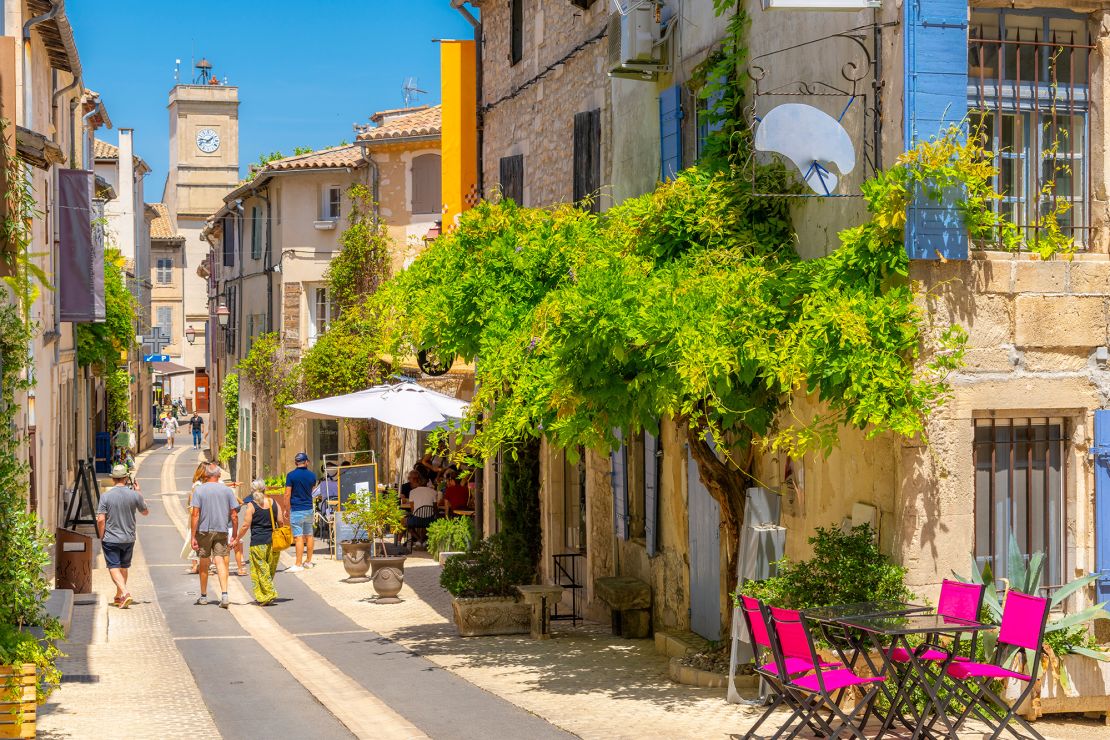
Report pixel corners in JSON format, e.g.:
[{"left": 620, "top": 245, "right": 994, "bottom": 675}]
[
  {"left": 151, "top": 361, "right": 192, "bottom": 375},
  {"left": 288, "top": 381, "right": 468, "bottom": 432}
]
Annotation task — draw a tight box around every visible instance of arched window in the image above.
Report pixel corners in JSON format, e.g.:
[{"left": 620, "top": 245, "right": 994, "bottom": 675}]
[{"left": 411, "top": 153, "right": 441, "bottom": 215}]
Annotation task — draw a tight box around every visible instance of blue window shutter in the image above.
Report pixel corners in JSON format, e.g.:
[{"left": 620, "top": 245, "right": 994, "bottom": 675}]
[
  {"left": 612, "top": 429, "right": 629, "bottom": 540},
  {"left": 659, "top": 85, "right": 683, "bottom": 182},
  {"left": 1094, "top": 411, "right": 1110, "bottom": 603},
  {"left": 698, "top": 77, "right": 726, "bottom": 158},
  {"left": 904, "top": 0, "right": 969, "bottom": 261},
  {"left": 644, "top": 430, "right": 659, "bottom": 556}
]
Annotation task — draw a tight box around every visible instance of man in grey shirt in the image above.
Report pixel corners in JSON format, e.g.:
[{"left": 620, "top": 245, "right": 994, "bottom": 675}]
[
  {"left": 96, "top": 464, "right": 149, "bottom": 609},
  {"left": 190, "top": 463, "right": 240, "bottom": 609}
]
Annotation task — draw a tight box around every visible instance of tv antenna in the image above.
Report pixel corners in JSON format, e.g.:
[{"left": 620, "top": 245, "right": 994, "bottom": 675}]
[{"left": 402, "top": 77, "right": 427, "bottom": 108}]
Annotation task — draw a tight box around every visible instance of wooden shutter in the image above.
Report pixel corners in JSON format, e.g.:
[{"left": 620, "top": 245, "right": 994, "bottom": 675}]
[
  {"left": 411, "top": 153, "right": 442, "bottom": 214},
  {"left": 499, "top": 154, "right": 524, "bottom": 205},
  {"left": 251, "top": 206, "right": 261, "bottom": 259},
  {"left": 904, "top": 0, "right": 969, "bottom": 260},
  {"left": 644, "top": 430, "right": 659, "bottom": 556},
  {"left": 697, "top": 77, "right": 726, "bottom": 158},
  {"left": 659, "top": 85, "right": 683, "bottom": 181},
  {"left": 222, "top": 215, "right": 235, "bottom": 267},
  {"left": 612, "top": 429, "right": 629, "bottom": 540},
  {"left": 687, "top": 441, "right": 721, "bottom": 640},
  {"left": 1095, "top": 411, "right": 1110, "bottom": 603},
  {"left": 573, "top": 109, "right": 601, "bottom": 213}
]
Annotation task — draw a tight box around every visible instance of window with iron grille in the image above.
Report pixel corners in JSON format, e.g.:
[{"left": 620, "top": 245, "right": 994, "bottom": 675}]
[
  {"left": 973, "top": 417, "right": 1067, "bottom": 590},
  {"left": 969, "top": 9, "right": 1093, "bottom": 250},
  {"left": 156, "top": 257, "right": 173, "bottom": 285}
]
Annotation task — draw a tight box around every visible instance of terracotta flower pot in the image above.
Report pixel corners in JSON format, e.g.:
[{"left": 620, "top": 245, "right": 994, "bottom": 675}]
[
  {"left": 369, "top": 556, "right": 406, "bottom": 602},
  {"left": 0, "top": 664, "right": 36, "bottom": 739}
]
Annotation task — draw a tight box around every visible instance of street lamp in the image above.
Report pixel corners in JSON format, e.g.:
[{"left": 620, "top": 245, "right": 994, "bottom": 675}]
[
  {"left": 185, "top": 326, "right": 196, "bottom": 345},
  {"left": 216, "top": 304, "right": 230, "bottom": 329}
]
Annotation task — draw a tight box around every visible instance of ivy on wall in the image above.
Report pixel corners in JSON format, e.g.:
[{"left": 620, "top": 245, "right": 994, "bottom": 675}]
[
  {"left": 218, "top": 372, "right": 239, "bottom": 465},
  {"left": 324, "top": 184, "right": 392, "bottom": 316}
]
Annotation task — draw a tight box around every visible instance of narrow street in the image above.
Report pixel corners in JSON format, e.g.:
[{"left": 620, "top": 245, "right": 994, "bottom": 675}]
[{"left": 41, "top": 427, "right": 571, "bottom": 739}]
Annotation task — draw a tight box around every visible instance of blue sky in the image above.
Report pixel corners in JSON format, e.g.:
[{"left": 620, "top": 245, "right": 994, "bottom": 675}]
[{"left": 68, "top": 0, "right": 475, "bottom": 200}]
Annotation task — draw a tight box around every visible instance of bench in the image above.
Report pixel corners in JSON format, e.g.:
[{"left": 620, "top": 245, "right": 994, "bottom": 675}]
[
  {"left": 516, "top": 584, "right": 564, "bottom": 640},
  {"left": 595, "top": 576, "right": 652, "bottom": 639}
]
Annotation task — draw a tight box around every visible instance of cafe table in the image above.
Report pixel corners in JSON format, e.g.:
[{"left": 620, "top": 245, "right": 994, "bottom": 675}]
[{"left": 834, "top": 611, "right": 996, "bottom": 739}]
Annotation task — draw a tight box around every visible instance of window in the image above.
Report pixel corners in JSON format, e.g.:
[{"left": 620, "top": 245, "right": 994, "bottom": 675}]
[
  {"left": 974, "top": 417, "right": 1066, "bottom": 589},
  {"left": 969, "top": 10, "right": 1093, "bottom": 248},
  {"left": 155, "top": 306, "right": 172, "bottom": 341},
  {"left": 324, "top": 186, "right": 341, "bottom": 220},
  {"left": 411, "top": 153, "right": 442, "bottom": 215},
  {"left": 308, "top": 286, "right": 333, "bottom": 346},
  {"left": 156, "top": 257, "right": 173, "bottom": 284},
  {"left": 499, "top": 154, "right": 524, "bottom": 205},
  {"left": 510, "top": 0, "right": 523, "bottom": 66},
  {"left": 573, "top": 109, "right": 601, "bottom": 213},
  {"left": 250, "top": 205, "right": 262, "bottom": 260},
  {"left": 222, "top": 215, "right": 235, "bottom": 267}
]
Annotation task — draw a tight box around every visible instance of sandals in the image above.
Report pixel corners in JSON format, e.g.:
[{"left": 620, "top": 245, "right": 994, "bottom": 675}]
[
  {"left": 237, "top": 566, "right": 248, "bottom": 577},
  {"left": 117, "top": 594, "right": 133, "bottom": 609}
]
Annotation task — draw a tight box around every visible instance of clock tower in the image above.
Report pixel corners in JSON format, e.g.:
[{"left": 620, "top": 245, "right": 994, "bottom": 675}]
[{"left": 163, "top": 66, "right": 239, "bottom": 400}]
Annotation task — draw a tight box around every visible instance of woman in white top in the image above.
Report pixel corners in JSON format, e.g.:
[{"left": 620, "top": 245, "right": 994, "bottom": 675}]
[{"left": 180, "top": 463, "right": 207, "bottom": 573}]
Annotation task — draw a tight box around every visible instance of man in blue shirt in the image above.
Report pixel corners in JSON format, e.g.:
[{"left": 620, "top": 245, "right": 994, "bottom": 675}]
[{"left": 285, "top": 452, "right": 317, "bottom": 572}]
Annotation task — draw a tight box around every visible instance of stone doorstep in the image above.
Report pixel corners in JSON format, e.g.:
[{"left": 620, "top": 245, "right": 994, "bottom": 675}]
[{"left": 655, "top": 629, "right": 712, "bottom": 659}]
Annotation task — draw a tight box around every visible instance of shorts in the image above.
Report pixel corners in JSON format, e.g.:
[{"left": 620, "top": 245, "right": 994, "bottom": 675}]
[
  {"left": 102, "top": 541, "right": 135, "bottom": 569},
  {"left": 196, "top": 531, "right": 229, "bottom": 559},
  {"left": 290, "top": 509, "right": 314, "bottom": 538},
  {"left": 406, "top": 514, "right": 435, "bottom": 529}
]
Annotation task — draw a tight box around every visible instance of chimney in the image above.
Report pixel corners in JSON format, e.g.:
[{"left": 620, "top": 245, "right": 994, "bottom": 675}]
[{"left": 118, "top": 129, "right": 136, "bottom": 262}]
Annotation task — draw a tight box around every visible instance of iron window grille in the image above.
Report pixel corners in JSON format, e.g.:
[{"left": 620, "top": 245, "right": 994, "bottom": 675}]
[
  {"left": 973, "top": 416, "right": 1067, "bottom": 591},
  {"left": 968, "top": 9, "right": 1093, "bottom": 251}
]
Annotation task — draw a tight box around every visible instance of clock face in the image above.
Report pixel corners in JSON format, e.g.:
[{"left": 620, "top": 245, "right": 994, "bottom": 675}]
[{"left": 196, "top": 128, "right": 220, "bottom": 153}]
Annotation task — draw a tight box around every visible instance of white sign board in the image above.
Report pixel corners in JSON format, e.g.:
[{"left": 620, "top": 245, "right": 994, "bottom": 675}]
[{"left": 762, "top": 0, "right": 881, "bottom": 10}]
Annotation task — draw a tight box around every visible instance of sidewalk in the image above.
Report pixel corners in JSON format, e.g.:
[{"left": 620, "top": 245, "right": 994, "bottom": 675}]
[
  {"left": 292, "top": 551, "right": 1110, "bottom": 740},
  {"left": 38, "top": 535, "right": 219, "bottom": 739}
]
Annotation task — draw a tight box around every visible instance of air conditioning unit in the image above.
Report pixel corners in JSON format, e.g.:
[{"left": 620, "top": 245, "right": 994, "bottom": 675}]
[
  {"left": 607, "top": 6, "right": 667, "bottom": 81},
  {"left": 762, "top": 0, "right": 881, "bottom": 9}
]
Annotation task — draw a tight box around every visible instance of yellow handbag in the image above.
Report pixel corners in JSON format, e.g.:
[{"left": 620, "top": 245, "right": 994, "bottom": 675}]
[{"left": 269, "top": 504, "right": 293, "bottom": 552}]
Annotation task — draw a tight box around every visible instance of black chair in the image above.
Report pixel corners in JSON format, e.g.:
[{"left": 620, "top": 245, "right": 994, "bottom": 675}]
[{"left": 406, "top": 505, "right": 437, "bottom": 550}]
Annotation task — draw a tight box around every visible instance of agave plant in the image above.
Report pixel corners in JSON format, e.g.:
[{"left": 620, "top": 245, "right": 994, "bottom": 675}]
[{"left": 954, "top": 533, "right": 1110, "bottom": 694}]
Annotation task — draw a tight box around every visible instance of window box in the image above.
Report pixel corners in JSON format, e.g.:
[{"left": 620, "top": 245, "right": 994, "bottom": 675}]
[
  {"left": 1003, "top": 653, "right": 1110, "bottom": 721},
  {"left": 313, "top": 220, "right": 337, "bottom": 230}
]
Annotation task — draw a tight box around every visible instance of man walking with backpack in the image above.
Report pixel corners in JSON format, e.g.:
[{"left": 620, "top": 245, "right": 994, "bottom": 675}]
[{"left": 96, "top": 464, "right": 149, "bottom": 608}]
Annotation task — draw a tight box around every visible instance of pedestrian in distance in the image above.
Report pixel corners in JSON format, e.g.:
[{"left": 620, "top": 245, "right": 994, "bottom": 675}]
[
  {"left": 235, "top": 480, "right": 285, "bottom": 606},
  {"left": 96, "top": 464, "right": 149, "bottom": 609},
  {"left": 162, "top": 413, "right": 179, "bottom": 449},
  {"left": 284, "top": 452, "right": 317, "bottom": 572},
  {"left": 188, "top": 412, "right": 204, "bottom": 449},
  {"left": 190, "top": 463, "right": 240, "bottom": 608}
]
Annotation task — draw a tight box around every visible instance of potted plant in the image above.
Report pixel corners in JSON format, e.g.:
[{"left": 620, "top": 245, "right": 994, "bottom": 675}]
[
  {"left": 440, "top": 532, "right": 535, "bottom": 636},
  {"left": 342, "top": 490, "right": 407, "bottom": 600},
  {"left": 427, "top": 516, "right": 474, "bottom": 564},
  {"left": 0, "top": 624, "right": 61, "bottom": 739}
]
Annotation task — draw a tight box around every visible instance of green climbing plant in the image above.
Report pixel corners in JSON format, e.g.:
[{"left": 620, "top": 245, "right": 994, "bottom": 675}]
[
  {"left": 324, "top": 184, "right": 392, "bottom": 315},
  {"left": 76, "top": 247, "right": 136, "bottom": 369},
  {"left": 235, "top": 332, "right": 300, "bottom": 431},
  {"left": 218, "top": 372, "right": 240, "bottom": 464}
]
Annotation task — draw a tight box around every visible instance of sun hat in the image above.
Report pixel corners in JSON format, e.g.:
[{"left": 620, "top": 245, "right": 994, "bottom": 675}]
[{"left": 111, "top": 463, "right": 128, "bottom": 479}]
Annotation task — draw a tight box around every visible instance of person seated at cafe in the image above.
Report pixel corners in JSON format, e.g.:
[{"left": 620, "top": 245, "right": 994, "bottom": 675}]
[
  {"left": 405, "top": 478, "right": 440, "bottom": 547},
  {"left": 400, "top": 468, "right": 423, "bottom": 499},
  {"left": 443, "top": 469, "right": 469, "bottom": 512}
]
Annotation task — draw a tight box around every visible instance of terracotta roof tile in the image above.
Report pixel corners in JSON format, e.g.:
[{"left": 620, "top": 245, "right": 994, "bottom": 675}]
[
  {"left": 262, "top": 144, "right": 364, "bottom": 172},
  {"left": 94, "top": 138, "right": 150, "bottom": 174},
  {"left": 357, "top": 105, "right": 441, "bottom": 143},
  {"left": 148, "top": 203, "right": 182, "bottom": 242}
]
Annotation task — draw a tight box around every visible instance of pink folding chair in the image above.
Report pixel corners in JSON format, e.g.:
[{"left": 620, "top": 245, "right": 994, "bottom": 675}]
[
  {"left": 739, "top": 597, "right": 838, "bottom": 739},
  {"left": 940, "top": 591, "right": 1051, "bottom": 740},
  {"left": 765, "top": 607, "right": 885, "bottom": 740},
  {"left": 889, "top": 579, "right": 985, "bottom": 663}
]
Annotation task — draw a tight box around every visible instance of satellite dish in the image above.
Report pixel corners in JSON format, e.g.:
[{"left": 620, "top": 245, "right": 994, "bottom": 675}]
[{"left": 754, "top": 103, "right": 856, "bottom": 195}]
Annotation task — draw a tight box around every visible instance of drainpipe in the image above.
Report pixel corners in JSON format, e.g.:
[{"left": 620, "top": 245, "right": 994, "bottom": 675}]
[
  {"left": 258, "top": 186, "right": 274, "bottom": 334},
  {"left": 23, "top": 0, "right": 61, "bottom": 131},
  {"left": 451, "top": 0, "right": 484, "bottom": 193},
  {"left": 80, "top": 97, "right": 99, "bottom": 169}
]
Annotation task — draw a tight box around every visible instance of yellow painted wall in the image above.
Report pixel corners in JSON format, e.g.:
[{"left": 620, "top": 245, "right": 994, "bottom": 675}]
[{"left": 440, "top": 40, "right": 477, "bottom": 229}]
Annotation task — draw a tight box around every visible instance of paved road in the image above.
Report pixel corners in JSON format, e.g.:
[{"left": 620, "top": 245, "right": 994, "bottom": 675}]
[{"left": 136, "top": 428, "right": 572, "bottom": 739}]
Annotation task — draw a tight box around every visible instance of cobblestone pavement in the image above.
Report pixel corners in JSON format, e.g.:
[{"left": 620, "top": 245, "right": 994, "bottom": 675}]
[
  {"left": 38, "top": 534, "right": 220, "bottom": 739},
  {"left": 294, "top": 551, "right": 1110, "bottom": 740}
]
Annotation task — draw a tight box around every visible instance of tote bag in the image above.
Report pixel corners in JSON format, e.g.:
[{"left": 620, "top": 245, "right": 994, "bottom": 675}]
[{"left": 269, "top": 505, "right": 293, "bottom": 552}]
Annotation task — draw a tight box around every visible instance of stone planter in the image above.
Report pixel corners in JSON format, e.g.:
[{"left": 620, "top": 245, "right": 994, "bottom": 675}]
[
  {"left": 340, "top": 541, "right": 373, "bottom": 581},
  {"left": 438, "top": 551, "right": 465, "bottom": 565},
  {"left": 369, "top": 556, "right": 407, "bottom": 602},
  {"left": 1003, "top": 653, "right": 1110, "bottom": 721},
  {"left": 0, "top": 664, "right": 36, "bottom": 739},
  {"left": 451, "top": 596, "right": 531, "bottom": 637}
]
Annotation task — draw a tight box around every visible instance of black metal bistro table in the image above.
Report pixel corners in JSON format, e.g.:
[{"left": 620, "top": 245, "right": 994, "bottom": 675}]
[{"left": 836, "top": 612, "right": 997, "bottom": 739}]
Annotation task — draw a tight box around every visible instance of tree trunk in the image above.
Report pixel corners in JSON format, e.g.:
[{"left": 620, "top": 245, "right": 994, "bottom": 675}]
[{"left": 686, "top": 425, "right": 751, "bottom": 604}]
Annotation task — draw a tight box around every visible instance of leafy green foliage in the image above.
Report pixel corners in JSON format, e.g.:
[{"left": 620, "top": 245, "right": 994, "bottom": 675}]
[
  {"left": 738, "top": 524, "right": 913, "bottom": 609},
  {"left": 298, "top": 305, "right": 385, "bottom": 400},
  {"left": 76, "top": 247, "right": 136, "bottom": 369},
  {"left": 105, "top": 368, "right": 132, "bottom": 432},
  {"left": 439, "top": 531, "right": 536, "bottom": 598},
  {"left": 244, "top": 146, "right": 312, "bottom": 181},
  {"left": 0, "top": 305, "right": 62, "bottom": 701},
  {"left": 324, "top": 184, "right": 392, "bottom": 315},
  {"left": 0, "top": 623, "right": 62, "bottom": 704},
  {"left": 427, "top": 516, "right": 475, "bottom": 559},
  {"left": 218, "top": 373, "right": 239, "bottom": 464},
  {"left": 235, "top": 332, "right": 300, "bottom": 430},
  {"left": 0, "top": 125, "right": 49, "bottom": 323},
  {"left": 498, "top": 439, "right": 541, "bottom": 571},
  {"left": 342, "top": 490, "right": 405, "bottom": 555}
]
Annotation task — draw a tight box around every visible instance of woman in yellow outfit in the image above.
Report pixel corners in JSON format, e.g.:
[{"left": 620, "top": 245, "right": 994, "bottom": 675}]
[{"left": 235, "top": 480, "right": 284, "bottom": 605}]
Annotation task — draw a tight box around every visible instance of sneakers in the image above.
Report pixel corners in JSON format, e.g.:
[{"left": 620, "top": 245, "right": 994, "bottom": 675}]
[
  {"left": 195, "top": 595, "right": 208, "bottom": 606},
  {"left": 286, "top": 565, "right": 304, "bottom": 573},
  {"left": 219, "top": 594, "right": 229, "bottom": 609},
  {"left": 119, "top": 594, "right": 133, "bottom": 609},
  {"left": 303, "top": 562, "right": 315, "bottom": 570}
]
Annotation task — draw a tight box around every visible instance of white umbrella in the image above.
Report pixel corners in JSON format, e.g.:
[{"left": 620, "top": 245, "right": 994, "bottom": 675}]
[{"left": 287, "top": 382, "right": 468, "bottom": 432}]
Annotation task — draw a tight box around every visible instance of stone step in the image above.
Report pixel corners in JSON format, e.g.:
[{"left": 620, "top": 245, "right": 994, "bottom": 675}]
[{"left": 655, "top": 629, "right": 712, "bottom": 659}]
